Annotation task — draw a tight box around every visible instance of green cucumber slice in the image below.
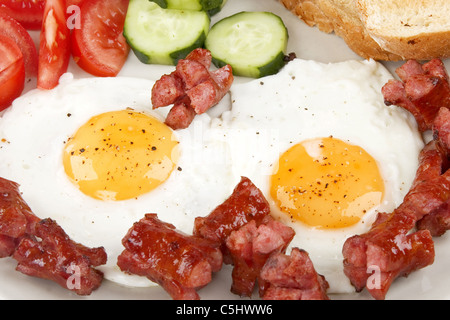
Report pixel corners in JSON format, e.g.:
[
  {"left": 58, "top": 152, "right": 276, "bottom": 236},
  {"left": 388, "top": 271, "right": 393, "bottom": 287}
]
[
  {"left": 124, "top": 0, "right": 210, "bottom": 65},
  {"left": 150, "top": 0, "right": 227, "bottom": 15},
  {"left": 205, "top": 11, "right": 289, "bottom": 78}
]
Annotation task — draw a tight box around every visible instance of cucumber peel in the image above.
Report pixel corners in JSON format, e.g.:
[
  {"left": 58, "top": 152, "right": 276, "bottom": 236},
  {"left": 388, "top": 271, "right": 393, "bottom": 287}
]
[
  {"left": 149, "top": 0, "right": 227, "bottom": 16},
  {"left": 124, "top": 0, "right": 210, "bottom": 65},
  {"left": 205, "top": 11, "right": 289, "bottom": 78}
]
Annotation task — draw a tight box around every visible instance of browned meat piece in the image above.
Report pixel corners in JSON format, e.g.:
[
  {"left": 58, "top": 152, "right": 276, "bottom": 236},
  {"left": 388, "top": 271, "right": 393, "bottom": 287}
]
[
  {"left": 0, "top": 176, "right": 107, "bottom": 295},
  {"left": 225, "top": 216, "right": 295, "bottom": 297},
  {"left": 343, "top": 212, "right": 435, "bottom": 300},
  {"left": 151, "top": 48, "right": 233, "bottom": 130},
  {"left": 0, "top": 177, "right": 39, "bottom": 243},
  {"left": 151, "top": 74, "right": 185, "bottom": 109},
  {"left": 0, "top": 235, "right": 16, "bottom": 258},
  {"left": 342, "top": 142, "right": 441, "bottom": 299},
  {"left": 188, "top": 65, "right": 234, "bottom": 114},
  {"left": 415, "top": 108, "right": 450, "bottom": 236},
  {"left": 176, "top": 59, "right": 211, "bottom": 91},
  {"left": 193, "top": 176, "right": 271, "bottom": 264},
  {"left": 343, "top": 60, "right": 450, "bottom": 300},
  {"left": 164, "top": 96, "right": 196, "bottom": 130},
  {"left": 117, "top": 213, "right": 223, "bottom": 300},
  {"left": 260, "top": 247, "right": 329, "bottom": 300},
  {"left": 14, "top": 219, "right": 107, "bottom": 296},
  {"left": 382, "top": 59, "right": 450, "bottom": 131}
]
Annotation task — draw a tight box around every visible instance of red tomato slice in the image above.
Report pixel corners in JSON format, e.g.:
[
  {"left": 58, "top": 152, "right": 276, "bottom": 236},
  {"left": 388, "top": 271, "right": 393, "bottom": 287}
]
[
  {"left": 0, "top": 34, "right": 25, "bottom": 111},
  {"left": 66, "top": 0, "right": 84, "bottom": 7},
  {"left": 0, "top": 11, "right": 38, "bottom": 77},
  {"left": 0, "top": 0, "right": 45, "bottom": 30},
  {"left": 72, "top": 0, "right": 130, "bottom": 77},
  {"left": 37, "top": 0, "right": 71, "bottom": 90}
]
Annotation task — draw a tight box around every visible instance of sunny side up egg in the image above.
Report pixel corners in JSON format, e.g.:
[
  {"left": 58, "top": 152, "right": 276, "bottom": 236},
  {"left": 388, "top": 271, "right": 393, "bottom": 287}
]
[
  {"left": 210, "top": 59, "right": 425, "bottom": 293},
  {"left": 0, "top": 74, "right": 236, "bottom": 288}
]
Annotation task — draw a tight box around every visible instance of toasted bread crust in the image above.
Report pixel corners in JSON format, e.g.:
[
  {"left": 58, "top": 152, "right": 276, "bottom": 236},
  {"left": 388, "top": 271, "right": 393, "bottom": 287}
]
[{"left": 280, "top": 0, "right": 449, "bottom": 61}]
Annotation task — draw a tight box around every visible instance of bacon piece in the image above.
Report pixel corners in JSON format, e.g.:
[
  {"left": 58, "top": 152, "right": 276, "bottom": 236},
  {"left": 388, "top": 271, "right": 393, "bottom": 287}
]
[
  {"left": 0, "top": 176, "right": 107, "bottom": 295},
  {"left": 117, "top": 213, "right": 223, "bottom": 300},
  {"left": 13, "top": 219, "right": 107, "bottom": 296},
  {"left": 151, "top": 48, "right": 233, "bottom": 130},
  {"left": 225, "top": 216, "right": 295, "bottom": 297},
  {"left": 382, "top": 59, "right": 450, "bottom": 131},
  {"left": 260, "top": 248, "right": 329, "bottom": 300},
  {"left": 193, "top": 176, "right": 271, "bottom": 263}
]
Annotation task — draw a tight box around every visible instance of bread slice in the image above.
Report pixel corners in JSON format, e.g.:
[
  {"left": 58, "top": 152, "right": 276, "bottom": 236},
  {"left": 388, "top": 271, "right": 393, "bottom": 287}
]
[
  {"left": 279, "top": 0, "right": 450, "bottom": 61},
  {"left": 358, "top": 0, "right": 450, "bottom": 60}
]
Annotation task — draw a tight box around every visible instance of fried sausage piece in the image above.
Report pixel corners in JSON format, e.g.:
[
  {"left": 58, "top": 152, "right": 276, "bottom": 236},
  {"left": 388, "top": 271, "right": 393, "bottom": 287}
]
[
  {"left": 0, "top": 177, "right": 107, "bottom": 295},
  {"left": 151, "top": 48, "right": 233, "bottom": 130},
  {"left": 260, "top": 248, "right": 329, "bottom": 300},
  {"left": 225, "top": 216, "right": 295, "bottom": 297},
  {"left": 342, "top": 142, "right": 441, "bottom": 300},
  {"left": 193, "top": 176, "right": 271, "bottom": 263},
  {"left": 14, "top": 218, "right": 107, "bottom": 296},
  {"left": 382, "top": 59, "right": 450, "bottom": 132},
  {"left": 117, "top": 213, "right": 223, "bottom": 300}
]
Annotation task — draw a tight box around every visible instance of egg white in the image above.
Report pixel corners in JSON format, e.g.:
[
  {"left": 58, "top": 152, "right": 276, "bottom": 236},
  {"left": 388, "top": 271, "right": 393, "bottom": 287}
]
[
  {"left": 213, "top": 58, "right": 425, "bottom": 293},
  {"left": 0, "top": 73, "right": 236, "bottom": 288}
]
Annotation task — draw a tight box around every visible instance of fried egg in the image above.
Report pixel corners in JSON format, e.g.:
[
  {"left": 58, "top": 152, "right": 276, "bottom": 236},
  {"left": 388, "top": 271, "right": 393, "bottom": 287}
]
[
  {"left": 214, "top": 58, "right": 424, "bottom": 293},
  {"left": 0, "top": 73, "right": 235, "bottom": 288}
]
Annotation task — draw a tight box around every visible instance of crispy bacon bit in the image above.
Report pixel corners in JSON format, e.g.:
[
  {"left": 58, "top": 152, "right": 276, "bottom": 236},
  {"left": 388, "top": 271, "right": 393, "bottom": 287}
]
[
  {"left": 260, "top": 248, "right": 329, "bottom": 300},
  {"left": 225, "top": 216, "right": 295, "bottom": 297},
  {"left": 193, "top": 176, "right": 271, "bottom": 264},
  {"left": 151, "top": 48, "right": 234, "bottom": 130},
  {"left": 0, "top": 177, "right": 107, "bottom": 295},
  {"left": 382, "top": 59, "right": 450, "bottom": 132},
  {"left": 117, "top": 213, "right": 223, "bottom": 300}
]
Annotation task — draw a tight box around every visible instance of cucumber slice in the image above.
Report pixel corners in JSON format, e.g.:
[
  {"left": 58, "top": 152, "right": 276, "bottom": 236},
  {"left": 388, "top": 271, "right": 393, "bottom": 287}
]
[
  {"left": 150, "top": 0, "right": 227, "bottom": 15},
  {"left": 124, "top": 0, "right": 210, "bottom": 65},
  {"left": 205, "top": 11, "right": 289, "bottom": 78}
]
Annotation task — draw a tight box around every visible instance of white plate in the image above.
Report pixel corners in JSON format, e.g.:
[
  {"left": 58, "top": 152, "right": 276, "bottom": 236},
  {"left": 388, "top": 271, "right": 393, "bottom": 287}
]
[{"left": 1, "top": 0, "right": 449, "bottom": 300}]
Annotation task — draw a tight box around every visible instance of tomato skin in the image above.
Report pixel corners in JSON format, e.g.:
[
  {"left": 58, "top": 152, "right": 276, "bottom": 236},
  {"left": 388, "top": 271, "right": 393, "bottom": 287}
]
[
  {"left": 72, "top": 0, "right": 130, "bottom": 77},
  {"left": 0, "top": 11, "right": 38, "bottom": 77},
  {"left": 0, "top": 34, "right": 25, "bottom": 111},
  {"left": 0, "top": 0, "right": 45, "bottom": 30},
  {"left": 37, "top": 0, "right": 71, "bottom": 90}
]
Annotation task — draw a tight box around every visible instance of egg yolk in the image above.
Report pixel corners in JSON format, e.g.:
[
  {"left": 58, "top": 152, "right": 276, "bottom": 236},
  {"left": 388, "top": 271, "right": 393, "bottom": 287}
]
[
  {"left": 63, "top": 110, "right": 180, "bottom": 201},
  {"left": 270, "top": 137, "right": 384, "bottom": 229}
]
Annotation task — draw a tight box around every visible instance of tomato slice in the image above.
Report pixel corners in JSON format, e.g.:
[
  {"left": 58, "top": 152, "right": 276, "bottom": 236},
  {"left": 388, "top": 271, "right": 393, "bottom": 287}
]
[
  {"left": 37, "top": 0, "right": 71, "bottom": 90},
  {"left": 72, "top": 0, "right": 130, "bottom": 77},
  {"left": 0, "top": 11, "right": 38, "bottom": 77},
  {"left": 0, "top": 34, "right": 25, "bottom": 111},
  {"left": 0, "top": 0, "right": 45, "bottom": 30}
]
